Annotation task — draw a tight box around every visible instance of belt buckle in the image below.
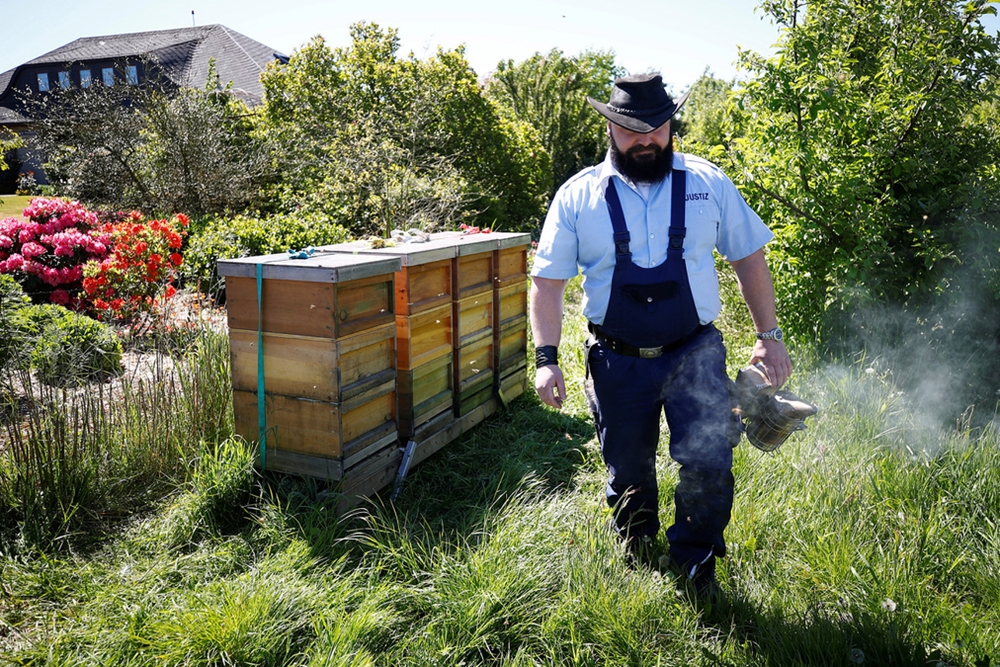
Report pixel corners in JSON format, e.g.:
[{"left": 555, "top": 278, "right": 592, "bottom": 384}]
[{"left": 638, "top": 346, "right": 663, "bottom": 359}]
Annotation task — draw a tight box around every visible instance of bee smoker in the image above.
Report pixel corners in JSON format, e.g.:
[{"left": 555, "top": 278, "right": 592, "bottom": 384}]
[{"left": 734, "top": 364, "right": 818, "bottom": 452}]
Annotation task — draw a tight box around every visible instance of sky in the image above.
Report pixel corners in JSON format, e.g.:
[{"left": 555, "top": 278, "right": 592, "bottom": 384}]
[{"left": 0, "top": 0, "right": 789, "bottom": 92}]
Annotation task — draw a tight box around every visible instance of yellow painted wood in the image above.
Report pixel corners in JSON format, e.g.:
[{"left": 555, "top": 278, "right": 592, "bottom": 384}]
[
  {"left": 232, "top": 381, "right": 395, "bottom": 460},
  {"left": 495, "top": 246, "right": 527, "bottom": 286},
  {"left": 229, "top": 323, "right": 394, "bottom": 402},
  {"left": 455, "top": 252, "right": 494, "bottom": 298},
  {"left": 497, "top": 279, "right": 529, "bottom": 327},
  {"left": 396, "top": 302, "right": 453, "bottom": 371},
  {"left": 456, "top": 290, "right": 494, "bottom": 341}
]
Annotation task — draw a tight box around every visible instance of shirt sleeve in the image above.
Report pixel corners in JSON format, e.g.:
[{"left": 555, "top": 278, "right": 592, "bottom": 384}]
[
  {"left": 714, "top": 170, "right": 773, "bottom": 261},
  {"left": 530, "top": 186, "right": 582, "bottom": 280}
]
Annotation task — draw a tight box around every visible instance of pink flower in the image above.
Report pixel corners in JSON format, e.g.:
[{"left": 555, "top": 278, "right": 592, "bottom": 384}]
[
  {"left": 21, "top": 241, "right": 47, "bottom": 259},
  {"left": 41, "top": 267, "right": 61, "bottom": 285},
  {"left": 0, "top": 254, "right": 25, "bottom": 271},
  {"left": 50, "top": 289, "right": 70, "bottom": 305}
]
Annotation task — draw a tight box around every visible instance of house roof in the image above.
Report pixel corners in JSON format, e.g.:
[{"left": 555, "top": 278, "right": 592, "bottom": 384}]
[{"left": 0, "top": 24, "right": 286, "bottom": 115}]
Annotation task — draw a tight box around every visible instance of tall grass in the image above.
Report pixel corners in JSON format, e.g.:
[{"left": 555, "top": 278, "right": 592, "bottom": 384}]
[
  {"left": 0, "top": 327, "right": 234, "bottom": 553},
  {"left": 2, "top": 280, "right": 999, "bottom": 666}
]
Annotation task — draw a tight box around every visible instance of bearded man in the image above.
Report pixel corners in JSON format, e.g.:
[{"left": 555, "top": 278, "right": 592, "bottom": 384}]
[{"left": 529, "top": 73, "right": 792, "bottom": 595}]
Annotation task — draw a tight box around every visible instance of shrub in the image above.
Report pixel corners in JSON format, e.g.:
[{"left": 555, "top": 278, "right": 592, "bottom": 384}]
[
  {"left": 0, "top": 272, "right": 30, "bottom": 312},
  {"left": 0, "top": 274, "right": 31, "bottom": 369},
  {"left": 182, "top": 212, "right": 351, "bottom": 296},
  {"left": 0, "top": 198, "right": 108, "bottom": 306},
  {"left": 12, "top": 304, "right": 123, "bottom": 385},
  {"left": 82, "top": 211, "right": 188, "bottom": 322}
]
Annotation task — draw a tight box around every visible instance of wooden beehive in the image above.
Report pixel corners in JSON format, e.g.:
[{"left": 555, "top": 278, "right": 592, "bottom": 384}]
[
  {"left": 452, "top": 236, "right": 498, "bottom": 415},
  {"left": 328, "top": 238, "right": 458, "bottom": 436},
  {"left": 492, "top": 233, "right": 532, "bottom": 403},
  {"left": 218, "top": 251, "right": 401, "bottom": 486}
]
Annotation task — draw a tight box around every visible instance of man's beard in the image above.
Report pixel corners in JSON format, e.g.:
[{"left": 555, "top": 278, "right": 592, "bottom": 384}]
[{"left": 609, "top": 138, "right": 673, "bottom": 184}]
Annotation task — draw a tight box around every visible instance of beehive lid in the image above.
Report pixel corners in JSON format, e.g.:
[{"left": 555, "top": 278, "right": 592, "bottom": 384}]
[
  {"left": 490, "top": 232, "right": 533, "bottom": 249},
  {"left": 334, "top": 232, "right": 497, "bottom": 265},
  {"left": 217, "top": 251, "right": 401, "bottom": 283}
]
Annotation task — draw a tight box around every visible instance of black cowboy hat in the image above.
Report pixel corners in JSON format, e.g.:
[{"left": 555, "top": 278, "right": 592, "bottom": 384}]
[{"left": 587, "top": 73, "right": 689, "bottom": 133}]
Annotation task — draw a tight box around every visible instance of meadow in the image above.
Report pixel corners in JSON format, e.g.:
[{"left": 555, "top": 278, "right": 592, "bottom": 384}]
[
  {"left": 0, "top": 196, "right": 30, "bottom": 221},
  {"left": 1, "top": 273, "right": 998, "bottom": 667}
]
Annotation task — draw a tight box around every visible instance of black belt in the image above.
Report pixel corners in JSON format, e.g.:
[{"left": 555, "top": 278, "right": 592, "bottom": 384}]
[{"left": 588, "top": 322, "right": 709, "bottom": 358}]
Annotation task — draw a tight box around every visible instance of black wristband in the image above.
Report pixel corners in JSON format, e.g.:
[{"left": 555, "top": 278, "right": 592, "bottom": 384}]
[{"left": 535, "top": 345, "right": 559, "bottom": 369}]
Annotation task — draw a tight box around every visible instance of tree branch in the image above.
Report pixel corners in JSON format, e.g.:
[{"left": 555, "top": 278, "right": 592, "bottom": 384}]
[{"left": 756, "top": 183, "right": 841, "bottom": 241}]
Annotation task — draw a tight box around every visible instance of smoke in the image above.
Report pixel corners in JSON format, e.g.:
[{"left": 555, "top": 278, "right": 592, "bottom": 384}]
[{"left": 823, "top": 232, "right": 1000, "bottom": 436}]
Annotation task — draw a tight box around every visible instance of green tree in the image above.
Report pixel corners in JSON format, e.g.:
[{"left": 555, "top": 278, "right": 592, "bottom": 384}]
[
  {"left": 727, "top": 0, "right": 1000, "bottom": 343},
  {"left": 485, "top": 49, "right": 624, "bottom": 197},
  {"left": 727, "top": 0, "right": 1000, "bottom": 421},
  {"left": 0, "top": 128, "right": 23, "bottom": 173},
  {"left": 258, "top": 24, "right": 550, "bottom": 236},
  {"left": 673, "top": 70, "right": 734, "bottom": 159},
  {"left": 23, "top": 62, "right": 269, "bottom": 216}
]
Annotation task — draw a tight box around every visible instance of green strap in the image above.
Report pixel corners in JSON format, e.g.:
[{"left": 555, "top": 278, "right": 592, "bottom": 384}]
[{"left": 256, "top": 263, "right": 266, "bottom": 469}]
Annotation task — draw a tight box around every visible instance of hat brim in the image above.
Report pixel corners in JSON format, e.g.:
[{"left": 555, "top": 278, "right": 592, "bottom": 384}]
[{"left": 587, "top": 90, "right": 690, "bottom": 133}]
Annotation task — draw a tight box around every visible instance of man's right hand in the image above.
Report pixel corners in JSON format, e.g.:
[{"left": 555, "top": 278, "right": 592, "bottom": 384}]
[{"left": 535, "top": 364, "right": 566, "bottom": 409}]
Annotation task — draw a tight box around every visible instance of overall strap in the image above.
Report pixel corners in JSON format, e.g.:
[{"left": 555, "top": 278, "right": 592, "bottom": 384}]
[
  {"left": 668, "top": 168, "right": 687, "bottom": 260},
  {"left": 603, "top": 178, "right": 632, "bottom": 260}
]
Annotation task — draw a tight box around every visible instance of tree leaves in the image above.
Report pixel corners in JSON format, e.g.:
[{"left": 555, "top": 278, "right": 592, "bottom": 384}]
[{"left": 726, "top": 0, "right": 1000, "bottom": 345}]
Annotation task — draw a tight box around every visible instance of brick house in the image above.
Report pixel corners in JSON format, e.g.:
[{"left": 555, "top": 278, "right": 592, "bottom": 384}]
[{"left": 0, "top": 24, "right": 287, "bottom": 193}]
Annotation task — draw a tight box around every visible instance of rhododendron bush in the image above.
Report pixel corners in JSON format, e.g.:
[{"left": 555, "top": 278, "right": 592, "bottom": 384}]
[
  {"left": 0, "top": 198, "right": 187, "bottom": 321},
  {"left": 0, "top": 198, "right": 106, "bottom": 307},
  {"left": 83, "top": 211, "right": 188, "bottom": 322}
]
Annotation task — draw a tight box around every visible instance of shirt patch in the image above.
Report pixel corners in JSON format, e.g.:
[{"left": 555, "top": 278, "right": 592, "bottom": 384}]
[{"left": 685, "top": 192, "right": 710, "bottom": 201}]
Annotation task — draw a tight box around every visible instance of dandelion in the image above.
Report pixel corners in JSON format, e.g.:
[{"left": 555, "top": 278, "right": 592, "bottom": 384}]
[
  {"left": 850, "top": 648, "right": 865, "bottom": 664},
  {"left": 882, "top": 598, "right": 897, "bottom": 612}
]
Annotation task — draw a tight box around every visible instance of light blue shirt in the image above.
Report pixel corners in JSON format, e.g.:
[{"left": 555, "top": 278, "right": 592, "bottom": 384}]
[{"left": 531, "top": 152, "right": 773, "bottom": 325}]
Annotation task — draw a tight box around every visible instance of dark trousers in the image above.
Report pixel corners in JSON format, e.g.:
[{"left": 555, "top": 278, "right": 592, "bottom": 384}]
[{"left": 585, "top": 325, "right": 740, "bottom": 571}]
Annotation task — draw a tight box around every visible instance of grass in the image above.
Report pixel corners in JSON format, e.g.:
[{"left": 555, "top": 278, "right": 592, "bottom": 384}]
[
  {"left": 1, "top": 281, "right": 999, "bottom": 666},
  {"left": 0, "top": 195, "right": 31, "bottom": 220}
]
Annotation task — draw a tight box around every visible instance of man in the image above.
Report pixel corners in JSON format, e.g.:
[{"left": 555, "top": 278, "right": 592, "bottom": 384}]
[{"left": 530, "top": 73, "right": 792, "bottom": 593}]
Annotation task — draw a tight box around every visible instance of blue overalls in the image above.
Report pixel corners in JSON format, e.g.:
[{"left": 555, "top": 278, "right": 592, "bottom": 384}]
[{"left": 585, "top": 170, "right": 740, "bottom": 579}]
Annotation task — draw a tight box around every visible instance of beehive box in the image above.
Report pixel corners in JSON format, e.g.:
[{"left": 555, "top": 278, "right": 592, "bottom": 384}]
[
  {"left": 492, "top": 233, "right": 532, "bottom": 403},
  {"left": 332, "top": 239, "right": 457, "bottom": 436},
  {"left": 332, "top": 233, "right": 502, "bottom": 429},
  {"left": 452, "top": 236, "right": 498, "bottom": 414},
  {"left": 218, "top": 251, "right": 401, "bottom": 485}
]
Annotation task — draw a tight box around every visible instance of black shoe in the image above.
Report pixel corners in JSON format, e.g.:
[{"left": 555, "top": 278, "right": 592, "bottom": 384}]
[{"left": 665, "top": 556, "right": 722, "bottom": 601}]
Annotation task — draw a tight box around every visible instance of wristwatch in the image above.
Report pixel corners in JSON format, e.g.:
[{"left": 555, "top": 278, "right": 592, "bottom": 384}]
[{"left": 756, "top": 327, "right": 783, "bottom": 341}]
